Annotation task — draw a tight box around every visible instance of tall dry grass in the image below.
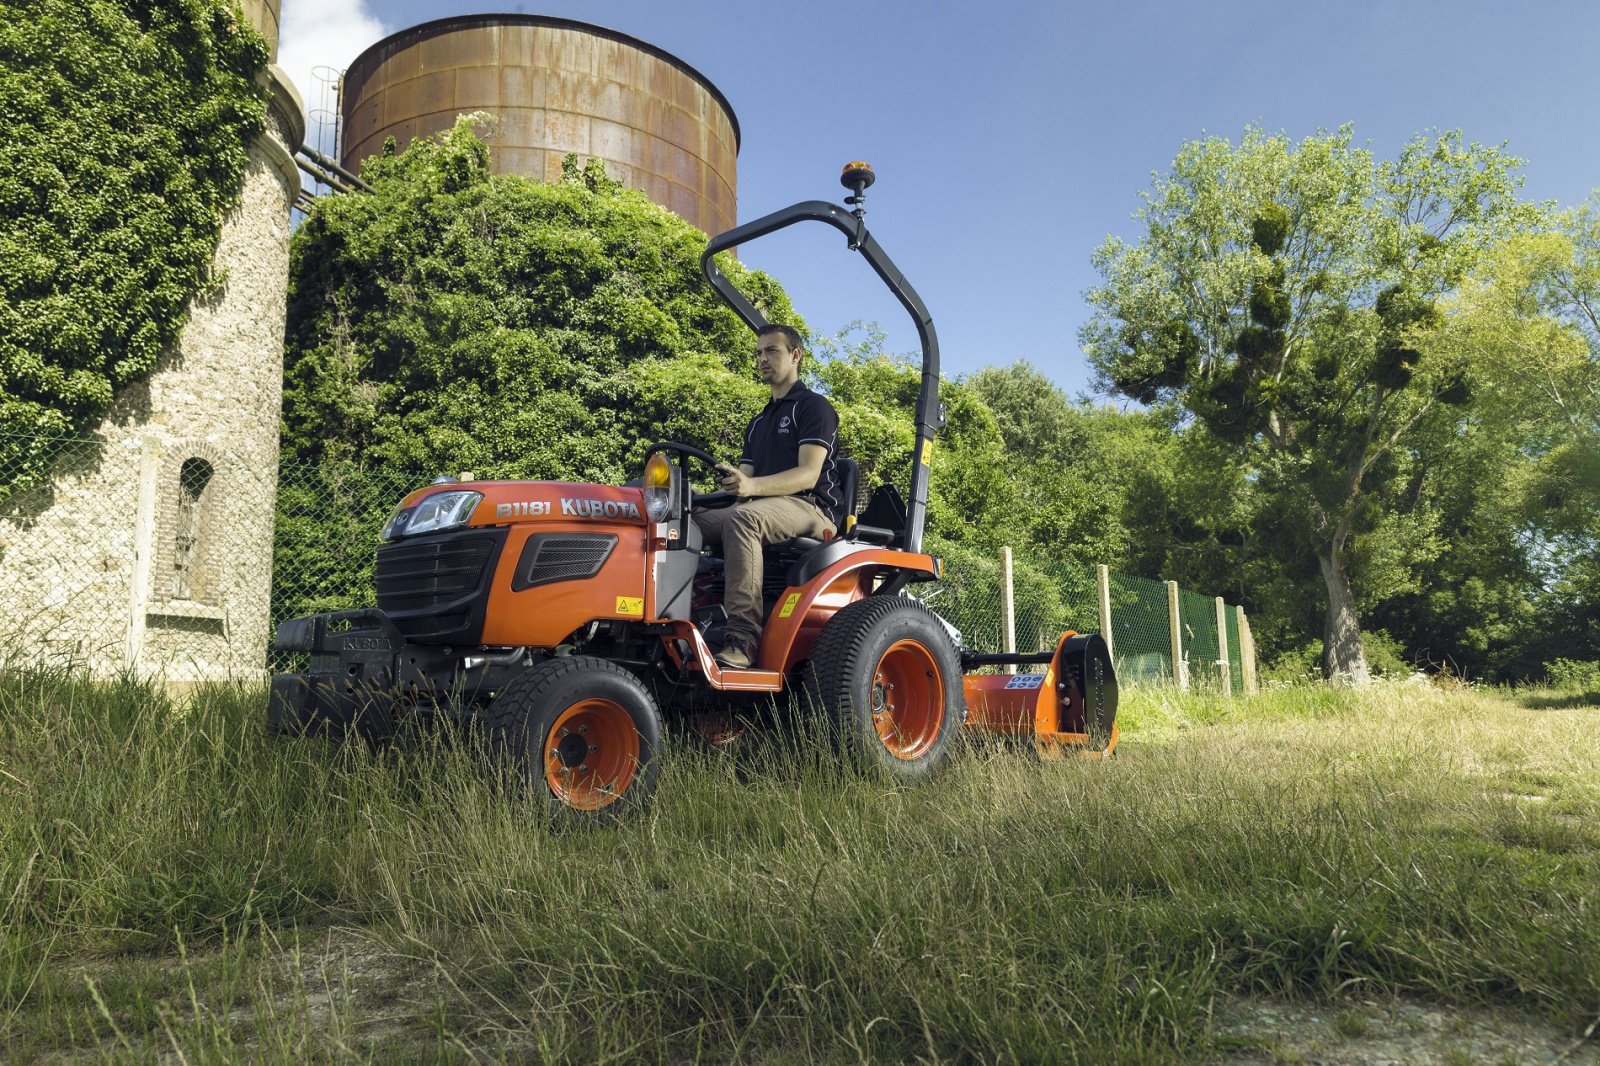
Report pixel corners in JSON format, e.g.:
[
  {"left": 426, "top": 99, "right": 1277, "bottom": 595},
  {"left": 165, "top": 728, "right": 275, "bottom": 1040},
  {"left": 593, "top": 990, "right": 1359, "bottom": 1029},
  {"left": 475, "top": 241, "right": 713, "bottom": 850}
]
[{"left": 1, "top": 666, "right": 1596, "bottom": 1062}]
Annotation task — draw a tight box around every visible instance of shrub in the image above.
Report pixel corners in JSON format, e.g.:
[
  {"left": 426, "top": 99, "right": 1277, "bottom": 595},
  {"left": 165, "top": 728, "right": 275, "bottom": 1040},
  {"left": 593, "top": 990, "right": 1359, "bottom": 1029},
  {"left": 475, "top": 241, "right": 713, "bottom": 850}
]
[{"left": 1545, "top": 658, "right": 1600, "bottom": 691}]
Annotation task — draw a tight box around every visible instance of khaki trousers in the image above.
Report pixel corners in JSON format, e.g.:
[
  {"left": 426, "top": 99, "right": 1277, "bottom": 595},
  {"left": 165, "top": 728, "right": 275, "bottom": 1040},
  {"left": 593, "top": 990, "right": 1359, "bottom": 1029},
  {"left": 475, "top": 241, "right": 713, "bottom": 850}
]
[{"left": 693, "top": 496, "right": 834, "bottom": 647}]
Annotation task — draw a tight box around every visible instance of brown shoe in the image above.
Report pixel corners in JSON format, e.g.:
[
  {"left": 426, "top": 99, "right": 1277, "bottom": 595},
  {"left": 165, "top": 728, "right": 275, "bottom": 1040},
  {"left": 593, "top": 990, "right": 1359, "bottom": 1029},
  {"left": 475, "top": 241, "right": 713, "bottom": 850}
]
[{"left": 714, "top": 638, "right": 755, "bottom": 670}]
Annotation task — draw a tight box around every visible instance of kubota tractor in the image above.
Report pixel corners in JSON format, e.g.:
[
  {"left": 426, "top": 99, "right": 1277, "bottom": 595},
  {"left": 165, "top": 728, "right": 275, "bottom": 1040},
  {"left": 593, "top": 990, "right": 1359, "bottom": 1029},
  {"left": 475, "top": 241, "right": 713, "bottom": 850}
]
[{"left": 268, "top": 164, "right": 1117, "bottom": 816}]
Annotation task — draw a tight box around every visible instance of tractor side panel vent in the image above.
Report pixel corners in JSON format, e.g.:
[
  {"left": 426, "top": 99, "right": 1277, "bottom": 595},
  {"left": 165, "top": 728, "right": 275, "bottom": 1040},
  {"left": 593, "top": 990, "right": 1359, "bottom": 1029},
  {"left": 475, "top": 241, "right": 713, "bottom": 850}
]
[{"left": 512, "top": 533, "right": 618, "bottom": 592}]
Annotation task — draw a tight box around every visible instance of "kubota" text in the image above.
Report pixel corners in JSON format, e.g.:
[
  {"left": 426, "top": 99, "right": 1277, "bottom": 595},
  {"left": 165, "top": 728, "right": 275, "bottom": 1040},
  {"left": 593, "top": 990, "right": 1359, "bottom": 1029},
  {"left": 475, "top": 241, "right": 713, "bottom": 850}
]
[{"left": 560, "top": 497, "right": 641, "bottom": 520}]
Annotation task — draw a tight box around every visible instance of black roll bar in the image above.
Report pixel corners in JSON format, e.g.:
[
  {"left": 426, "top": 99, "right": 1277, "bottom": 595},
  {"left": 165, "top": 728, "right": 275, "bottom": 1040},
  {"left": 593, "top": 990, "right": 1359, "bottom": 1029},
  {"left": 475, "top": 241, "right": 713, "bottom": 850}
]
[{"left": 699, "top": 199, "right": 944, "bottom": 554}]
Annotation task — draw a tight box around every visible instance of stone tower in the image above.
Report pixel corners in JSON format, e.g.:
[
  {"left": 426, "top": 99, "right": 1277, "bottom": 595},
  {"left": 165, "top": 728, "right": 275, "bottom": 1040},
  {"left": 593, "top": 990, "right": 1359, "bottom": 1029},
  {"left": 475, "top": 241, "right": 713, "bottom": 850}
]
[{"left": 0, "top": 10, "right": 303, "bottom": 683}]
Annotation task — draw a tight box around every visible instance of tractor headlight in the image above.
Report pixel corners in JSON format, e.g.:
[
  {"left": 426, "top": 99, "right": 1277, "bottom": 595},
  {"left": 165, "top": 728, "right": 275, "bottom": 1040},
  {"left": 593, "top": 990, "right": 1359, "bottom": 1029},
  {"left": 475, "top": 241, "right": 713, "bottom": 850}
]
[
  {"left": 382, "top": 490, "right": 482, "bottom": 540},
  {"left": 642, "top": 452, "right": 674, "bottom": 523}
]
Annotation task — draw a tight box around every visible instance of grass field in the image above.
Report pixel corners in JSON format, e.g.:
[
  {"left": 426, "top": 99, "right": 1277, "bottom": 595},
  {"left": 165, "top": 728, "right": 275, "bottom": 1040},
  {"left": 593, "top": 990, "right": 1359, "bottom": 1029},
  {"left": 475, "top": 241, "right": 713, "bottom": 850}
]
[{"left": 1, "top": 668, "right": 1597, "bottom": 1063}]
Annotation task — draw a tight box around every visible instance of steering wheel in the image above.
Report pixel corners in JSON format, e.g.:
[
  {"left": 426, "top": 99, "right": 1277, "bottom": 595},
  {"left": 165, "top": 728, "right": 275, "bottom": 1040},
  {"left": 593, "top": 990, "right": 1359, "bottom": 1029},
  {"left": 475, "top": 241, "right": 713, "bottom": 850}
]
[{"left": 644, "top": 441, "right": 739, "bottom": 510}]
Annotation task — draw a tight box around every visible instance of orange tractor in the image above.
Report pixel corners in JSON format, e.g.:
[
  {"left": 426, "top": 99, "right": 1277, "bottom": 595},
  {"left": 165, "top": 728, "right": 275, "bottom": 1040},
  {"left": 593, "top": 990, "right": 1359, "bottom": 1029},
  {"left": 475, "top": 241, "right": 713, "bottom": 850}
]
[{"left": 269, "top": 165, "right": 1117, "bottom": 815}]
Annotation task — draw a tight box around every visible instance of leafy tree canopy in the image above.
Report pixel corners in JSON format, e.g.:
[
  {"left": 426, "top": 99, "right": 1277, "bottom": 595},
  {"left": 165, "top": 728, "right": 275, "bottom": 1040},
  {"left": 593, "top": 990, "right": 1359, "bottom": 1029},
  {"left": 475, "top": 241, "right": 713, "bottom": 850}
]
[
  {"left": 1082, "top": 125, "right": 1539, "bottom": 682},
  {"left": 0, "top": 0, "right": 267, "bottom": 481},
  {"left": 1425, "top": 203, "right": 1600, "bottom": 666}
]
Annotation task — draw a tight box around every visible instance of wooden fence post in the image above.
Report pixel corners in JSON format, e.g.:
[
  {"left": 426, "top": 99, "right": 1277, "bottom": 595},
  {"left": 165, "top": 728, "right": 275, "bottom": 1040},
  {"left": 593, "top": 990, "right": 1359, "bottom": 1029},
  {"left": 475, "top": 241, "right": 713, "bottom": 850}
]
[
  {"left": 1166, "top": 580, "right": 1188, "bottom": 692},
  {"left": 1000, "top": 546, "right": 1016, "bottom": 673},
  {"left": 1215, "top": 596, "right": 1232, "bottom": 697},
  {"left": 1237, "top": 606, "right": 1258, "bottom": 694},
  {"left": 1096, "top": 564, "right": 1114, "bottom": 661}
]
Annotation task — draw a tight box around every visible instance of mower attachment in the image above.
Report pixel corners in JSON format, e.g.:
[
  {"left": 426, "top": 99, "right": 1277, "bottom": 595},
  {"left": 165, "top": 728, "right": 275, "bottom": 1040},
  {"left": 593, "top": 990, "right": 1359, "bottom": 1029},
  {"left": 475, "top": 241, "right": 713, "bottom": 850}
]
[{"left": 961, "top": 632, "right": 1119, "bottom": 757}]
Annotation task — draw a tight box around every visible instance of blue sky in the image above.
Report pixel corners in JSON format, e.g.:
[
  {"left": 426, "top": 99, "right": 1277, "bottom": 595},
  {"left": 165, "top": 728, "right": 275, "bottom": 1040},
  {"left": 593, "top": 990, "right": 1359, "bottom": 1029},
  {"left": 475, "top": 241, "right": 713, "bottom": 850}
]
[{"left": 281, "top": 0, "right": 1600, "bottom": 399}]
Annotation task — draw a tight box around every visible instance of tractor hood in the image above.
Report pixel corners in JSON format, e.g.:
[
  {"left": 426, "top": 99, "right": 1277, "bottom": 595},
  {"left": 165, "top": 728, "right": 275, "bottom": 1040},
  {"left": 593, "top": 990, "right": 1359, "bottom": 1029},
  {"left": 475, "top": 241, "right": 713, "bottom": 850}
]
[{"left": 384, "top": 481, "right": 647, "bottom": 542}]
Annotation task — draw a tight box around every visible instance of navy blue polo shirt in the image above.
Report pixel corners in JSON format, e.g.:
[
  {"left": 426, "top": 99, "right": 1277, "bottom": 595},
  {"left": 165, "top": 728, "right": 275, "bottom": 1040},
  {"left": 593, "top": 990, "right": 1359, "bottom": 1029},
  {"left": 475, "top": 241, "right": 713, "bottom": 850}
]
[{"left": 739, "top": 382, "right": 844, "bottom": 528}]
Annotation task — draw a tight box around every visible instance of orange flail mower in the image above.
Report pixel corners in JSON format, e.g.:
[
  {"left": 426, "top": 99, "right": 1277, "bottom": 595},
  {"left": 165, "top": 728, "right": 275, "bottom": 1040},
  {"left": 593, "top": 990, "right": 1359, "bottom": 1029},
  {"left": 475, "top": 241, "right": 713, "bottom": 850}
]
[{"left": 269, "top": 164, "right": 1117, "bottom": 817}]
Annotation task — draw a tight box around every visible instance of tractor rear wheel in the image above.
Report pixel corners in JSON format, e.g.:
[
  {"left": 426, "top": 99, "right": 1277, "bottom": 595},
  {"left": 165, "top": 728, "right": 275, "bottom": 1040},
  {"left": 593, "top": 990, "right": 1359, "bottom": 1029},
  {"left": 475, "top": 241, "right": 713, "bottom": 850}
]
[
  {"left": 486, "top": 656, "right": 663, "bottom": 817},
  {"left": 804, "top": 596, "right": 963, "bottom": 779}
]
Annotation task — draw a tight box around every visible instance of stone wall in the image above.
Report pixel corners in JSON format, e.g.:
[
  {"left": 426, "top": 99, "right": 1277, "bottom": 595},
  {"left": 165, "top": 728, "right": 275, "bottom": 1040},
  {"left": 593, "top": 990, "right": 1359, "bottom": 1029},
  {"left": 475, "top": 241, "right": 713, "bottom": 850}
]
[{"left": 0, "top": 67, "right": 303, "bottom": 683}]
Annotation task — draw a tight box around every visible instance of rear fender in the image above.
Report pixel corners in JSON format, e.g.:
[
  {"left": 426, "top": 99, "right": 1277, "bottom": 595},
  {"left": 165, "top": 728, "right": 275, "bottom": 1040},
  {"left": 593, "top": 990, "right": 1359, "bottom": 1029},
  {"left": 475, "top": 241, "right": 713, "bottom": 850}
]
[{"left": 760, "top": 549, "right": 939, "bottom": 673}]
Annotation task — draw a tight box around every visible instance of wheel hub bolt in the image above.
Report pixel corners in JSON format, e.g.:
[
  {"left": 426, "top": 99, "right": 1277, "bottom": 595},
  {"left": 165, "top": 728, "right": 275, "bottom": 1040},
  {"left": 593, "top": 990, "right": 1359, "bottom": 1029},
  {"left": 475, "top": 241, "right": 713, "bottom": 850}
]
[{"left": 577, "top": 723, "right": 588, "bottom": 735}]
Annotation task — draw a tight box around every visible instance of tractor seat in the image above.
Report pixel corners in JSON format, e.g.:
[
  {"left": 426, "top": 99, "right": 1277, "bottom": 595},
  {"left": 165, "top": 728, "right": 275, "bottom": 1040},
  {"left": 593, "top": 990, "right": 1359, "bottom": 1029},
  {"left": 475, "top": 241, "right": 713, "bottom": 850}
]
[
  {"left": 696, "top": 459, "right": 910, "bottom": 617},
  {"left": 766, "top": 456, "right": 861, "bottom": 558}
]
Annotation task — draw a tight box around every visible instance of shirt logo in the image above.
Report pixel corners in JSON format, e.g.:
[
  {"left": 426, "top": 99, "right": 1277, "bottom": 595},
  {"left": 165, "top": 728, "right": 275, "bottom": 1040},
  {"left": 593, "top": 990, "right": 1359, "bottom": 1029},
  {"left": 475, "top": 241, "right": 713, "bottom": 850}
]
[{"left": 779, "top": 415, "right": 792, "bottom": 431}]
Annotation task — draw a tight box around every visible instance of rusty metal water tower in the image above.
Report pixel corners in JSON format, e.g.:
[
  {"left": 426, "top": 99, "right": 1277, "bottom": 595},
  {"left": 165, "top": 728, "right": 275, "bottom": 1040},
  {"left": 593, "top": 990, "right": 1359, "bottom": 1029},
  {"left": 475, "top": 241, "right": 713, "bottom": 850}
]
[{"left": 340, "top": 15, "right": 739, "bottom": 235}]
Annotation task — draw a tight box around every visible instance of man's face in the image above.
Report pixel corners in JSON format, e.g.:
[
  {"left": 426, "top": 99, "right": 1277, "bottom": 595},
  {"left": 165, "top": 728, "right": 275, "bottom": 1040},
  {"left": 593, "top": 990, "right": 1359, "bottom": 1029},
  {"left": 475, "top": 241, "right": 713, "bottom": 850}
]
[{"left": 755, "top": 334, "right": 799, "bottom": 383}]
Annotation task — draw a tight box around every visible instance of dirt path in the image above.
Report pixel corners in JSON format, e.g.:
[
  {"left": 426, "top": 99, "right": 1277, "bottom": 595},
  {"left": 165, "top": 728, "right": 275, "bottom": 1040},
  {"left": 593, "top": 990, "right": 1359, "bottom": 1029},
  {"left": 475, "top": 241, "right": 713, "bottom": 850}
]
[{"left": 1218, "top": 997, "right": 1600, "bottom": 1065}]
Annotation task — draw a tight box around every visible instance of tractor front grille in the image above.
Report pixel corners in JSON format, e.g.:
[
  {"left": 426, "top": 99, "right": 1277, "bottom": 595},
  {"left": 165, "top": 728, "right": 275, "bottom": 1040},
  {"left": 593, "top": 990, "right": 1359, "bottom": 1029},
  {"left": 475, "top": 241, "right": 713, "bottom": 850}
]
[{"left": 375, "top": 529, "right": 506, "bottom": 641}]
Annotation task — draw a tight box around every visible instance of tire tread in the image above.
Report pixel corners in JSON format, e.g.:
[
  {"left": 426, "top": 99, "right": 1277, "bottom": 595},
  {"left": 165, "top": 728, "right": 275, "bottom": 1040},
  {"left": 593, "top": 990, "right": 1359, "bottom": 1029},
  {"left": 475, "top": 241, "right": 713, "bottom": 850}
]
[{"left": 803, "top": 594, "right": 962, "bottom": 775}]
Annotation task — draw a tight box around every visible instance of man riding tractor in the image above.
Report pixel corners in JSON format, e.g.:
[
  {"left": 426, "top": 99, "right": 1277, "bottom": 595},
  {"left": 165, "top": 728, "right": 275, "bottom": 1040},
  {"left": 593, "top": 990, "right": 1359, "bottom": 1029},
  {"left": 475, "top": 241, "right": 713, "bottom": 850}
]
[{"left": 695, "top": 323, "right": 842, "bottom": 670}]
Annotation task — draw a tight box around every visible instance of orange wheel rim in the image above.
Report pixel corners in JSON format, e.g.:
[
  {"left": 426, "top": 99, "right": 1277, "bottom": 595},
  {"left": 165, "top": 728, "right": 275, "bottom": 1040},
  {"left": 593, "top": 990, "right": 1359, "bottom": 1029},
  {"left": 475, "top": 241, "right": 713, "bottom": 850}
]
[
  {"left": 869, "top": 639, "right": 944, "bottom": 760},
  {"left": 543, "top": 698, "right": 641, "bottom": 810}
]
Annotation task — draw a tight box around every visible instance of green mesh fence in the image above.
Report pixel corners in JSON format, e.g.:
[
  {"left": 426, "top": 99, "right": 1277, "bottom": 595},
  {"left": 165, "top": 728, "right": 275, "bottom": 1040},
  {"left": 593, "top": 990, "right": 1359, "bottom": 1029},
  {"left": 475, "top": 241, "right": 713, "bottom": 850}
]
[
  {"left": 1108, "top": 572, "right": 1176, "bottom": 685},
  {"left": 1179, "top": 587, "right": 1222, "bottom": 691},
  {"left": 3, "top": 432, "right": 1255, "bottom": 687}
]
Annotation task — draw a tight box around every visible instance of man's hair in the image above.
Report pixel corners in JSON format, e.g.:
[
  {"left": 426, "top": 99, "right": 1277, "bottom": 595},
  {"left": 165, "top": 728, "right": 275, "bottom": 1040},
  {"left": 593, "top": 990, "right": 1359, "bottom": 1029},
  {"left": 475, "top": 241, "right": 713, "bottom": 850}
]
[{"left": 758, "top": 323, "right": 806, "bottom": 353}]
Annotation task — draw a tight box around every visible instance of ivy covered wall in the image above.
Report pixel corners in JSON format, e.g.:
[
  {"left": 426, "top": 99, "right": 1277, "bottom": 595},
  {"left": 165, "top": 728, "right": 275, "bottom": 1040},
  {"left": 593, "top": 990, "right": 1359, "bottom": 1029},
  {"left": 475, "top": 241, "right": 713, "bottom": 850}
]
[{"left": 0, "top": 0, "right": 269, "bottom": 486}]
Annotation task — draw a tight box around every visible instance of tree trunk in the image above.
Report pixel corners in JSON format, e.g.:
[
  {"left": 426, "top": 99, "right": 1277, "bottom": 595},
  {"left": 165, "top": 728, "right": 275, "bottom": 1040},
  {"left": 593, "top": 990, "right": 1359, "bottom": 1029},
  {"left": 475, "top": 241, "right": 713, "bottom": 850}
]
[{"left": 1316, "top": 546, "right": 1371, "bottom": 686}]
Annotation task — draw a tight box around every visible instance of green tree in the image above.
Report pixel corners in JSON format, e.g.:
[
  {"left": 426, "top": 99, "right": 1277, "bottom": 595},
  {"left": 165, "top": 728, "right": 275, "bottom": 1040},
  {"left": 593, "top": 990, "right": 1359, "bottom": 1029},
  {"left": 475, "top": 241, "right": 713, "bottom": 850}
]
[
  {"left": 1428, "top": 211, "right": 1600, "bottom": 673},
  {"left": 965, "top": 361, "right": 1171, "bottom": 570},
  {"left": 1082, "top": 127, "right": 1536, "bottom": 683},
  {"left": 0, "top": 0, "right": 266, "bottom": 490}
]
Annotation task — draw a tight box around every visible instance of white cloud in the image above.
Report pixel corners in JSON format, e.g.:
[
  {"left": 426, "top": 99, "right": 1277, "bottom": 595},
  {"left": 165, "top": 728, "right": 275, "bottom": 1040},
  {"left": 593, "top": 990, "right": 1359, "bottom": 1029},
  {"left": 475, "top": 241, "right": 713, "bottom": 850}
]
[{"left": 277, "top": 0, "right": 388, "bottom": 156}]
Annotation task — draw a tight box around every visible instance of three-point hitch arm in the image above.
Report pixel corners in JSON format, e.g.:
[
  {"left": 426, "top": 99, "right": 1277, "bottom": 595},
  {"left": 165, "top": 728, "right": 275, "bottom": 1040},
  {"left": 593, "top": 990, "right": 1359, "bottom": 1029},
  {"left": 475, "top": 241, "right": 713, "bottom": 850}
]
[{"left": 698, "top": 164, "right": 945, "bottom": 555}]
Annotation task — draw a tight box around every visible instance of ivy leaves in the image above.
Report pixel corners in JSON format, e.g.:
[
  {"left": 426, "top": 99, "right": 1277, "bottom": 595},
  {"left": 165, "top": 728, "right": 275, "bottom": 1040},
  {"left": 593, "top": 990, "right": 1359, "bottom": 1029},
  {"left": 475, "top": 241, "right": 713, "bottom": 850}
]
[
  {"left": 0, "top": 0, "right": 266, "bottom": 472},
  {"left": 282, "top": 118, "right": 801, "bottom": 484}
]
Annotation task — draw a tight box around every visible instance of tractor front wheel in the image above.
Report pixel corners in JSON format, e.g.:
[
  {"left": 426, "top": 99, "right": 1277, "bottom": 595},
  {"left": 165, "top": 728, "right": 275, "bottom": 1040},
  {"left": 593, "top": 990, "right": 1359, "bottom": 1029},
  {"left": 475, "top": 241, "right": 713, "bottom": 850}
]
[
  {"left": 486, "top": 656, "right": 663, "bottom": 818},
  {"left": 804, "top": 596, "right": 963, "bottom": 779}
]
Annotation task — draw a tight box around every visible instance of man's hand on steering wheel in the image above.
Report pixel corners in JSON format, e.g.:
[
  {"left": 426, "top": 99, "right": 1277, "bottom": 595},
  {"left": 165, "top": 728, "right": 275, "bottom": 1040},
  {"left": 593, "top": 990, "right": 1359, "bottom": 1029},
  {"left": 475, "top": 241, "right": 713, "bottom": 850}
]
[{"left": 714, "top": 463, "right": 754, "bottom": 497}]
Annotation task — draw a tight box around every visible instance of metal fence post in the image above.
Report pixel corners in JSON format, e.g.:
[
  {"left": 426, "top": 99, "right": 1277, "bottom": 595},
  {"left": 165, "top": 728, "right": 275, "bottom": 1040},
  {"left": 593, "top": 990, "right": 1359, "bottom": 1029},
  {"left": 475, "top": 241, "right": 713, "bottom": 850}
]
[
  {"left": 1166, "top": 579, "right": 1188, "bottom": 692},
  {"left": 1237, "top": 606, "right": 1258, "bottom": 694},
  {"left": 125, "top": 435, "right": 162, "bottom": 672},
  {"left": 1096, "top": 563, "right": 1114, "bottom": 661},
  {"left": 1215, "top": 595, "right": 1231, "bottom": 696},
  {"left": 1000, "top": 546, "right": 1016, "bottom": 673}
]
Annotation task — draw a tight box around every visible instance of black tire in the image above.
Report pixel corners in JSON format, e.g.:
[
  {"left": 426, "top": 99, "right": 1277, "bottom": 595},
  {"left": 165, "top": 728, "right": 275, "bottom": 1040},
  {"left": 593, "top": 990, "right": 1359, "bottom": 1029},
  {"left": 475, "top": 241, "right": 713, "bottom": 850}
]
[
  {"left": 802, "top": 596, "right": 964, "bottom": 780},
  {"left": 485, "top": 656, "right": 663, "bottom": 818}
]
